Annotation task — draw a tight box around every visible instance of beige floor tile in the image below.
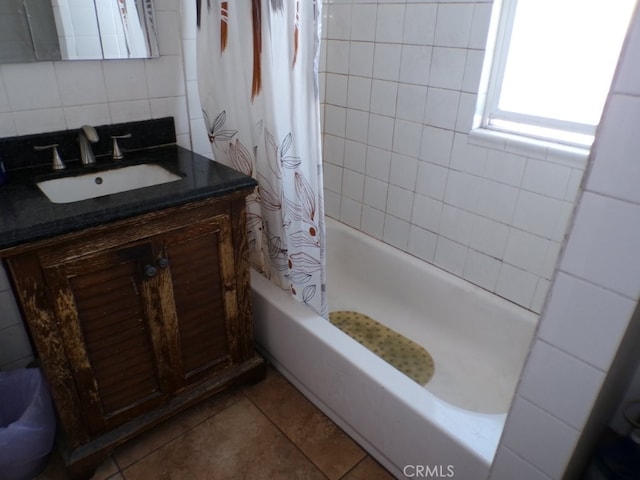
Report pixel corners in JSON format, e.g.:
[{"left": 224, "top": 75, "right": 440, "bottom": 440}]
[
  {"left": 343, "top": 456, "right": 396, "bottom": 480},
  {"left": 246, "top": 368, "right": 366, "bottom": 480},
  {"left": 114, "top": 387, "right": 243, "bottom": 469},
  {"left": 121, "top": 396, "right": 326, "bottom": 480},
  {"left": 36, "top": 451, "right": 119, "bottom": 480}
]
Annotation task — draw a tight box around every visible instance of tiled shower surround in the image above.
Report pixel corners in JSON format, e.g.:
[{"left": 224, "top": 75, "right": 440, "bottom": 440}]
[{"left": 319, "top": 0, "right": 588, "bottom": 313}]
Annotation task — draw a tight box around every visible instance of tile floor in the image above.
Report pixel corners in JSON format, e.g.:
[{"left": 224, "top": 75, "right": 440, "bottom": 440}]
[{"left": 37, "top": 366, "right": 395, "bottom": 480}]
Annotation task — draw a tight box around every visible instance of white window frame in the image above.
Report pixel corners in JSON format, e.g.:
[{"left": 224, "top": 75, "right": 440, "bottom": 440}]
[{"left": 474, "top": 0, "right": 633, "bottom": 155}]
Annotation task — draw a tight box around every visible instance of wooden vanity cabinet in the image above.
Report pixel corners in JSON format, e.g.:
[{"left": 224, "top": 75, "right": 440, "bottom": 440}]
[{"left": 3, "top": 192, "right": 265, "bottom": 479}]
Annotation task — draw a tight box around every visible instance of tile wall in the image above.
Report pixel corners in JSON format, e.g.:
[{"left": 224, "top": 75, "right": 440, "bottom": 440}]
[
  {"left": 320, "top": 0, "right": 588, "bottom": 313},
  {"left": 0, "top": 0, "right": 200, "bottom": 370},
  {"left": 489, "top": 6, "right": 640, "bottom": 478}
]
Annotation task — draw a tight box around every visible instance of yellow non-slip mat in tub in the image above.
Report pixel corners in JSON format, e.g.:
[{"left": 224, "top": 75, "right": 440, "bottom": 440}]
[{"left": 329, "top": 310, "right": 435, "bottom": 385}]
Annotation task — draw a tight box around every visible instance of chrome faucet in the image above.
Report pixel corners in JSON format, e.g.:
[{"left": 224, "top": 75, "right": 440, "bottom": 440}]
[{"left": 78, "top": 125, "right": 99, "bottom": 165}]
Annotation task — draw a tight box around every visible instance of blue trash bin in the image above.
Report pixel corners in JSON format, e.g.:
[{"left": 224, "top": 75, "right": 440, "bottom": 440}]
[{"left": 0, "top": 368, "right": 56, "bottom": 480}]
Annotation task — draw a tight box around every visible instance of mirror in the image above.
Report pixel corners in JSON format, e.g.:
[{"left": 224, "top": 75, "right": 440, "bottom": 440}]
[{"left": 0, "top": 0, "right": 159, "bottom": 64}]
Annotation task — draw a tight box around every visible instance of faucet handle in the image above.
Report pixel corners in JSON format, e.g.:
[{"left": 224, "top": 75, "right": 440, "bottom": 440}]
[
  {"left": 34, "top": 144, "right": 65, "bottom": 170},
  {"left": 111, "top": 133, "right": 132, "bottom": 160}
]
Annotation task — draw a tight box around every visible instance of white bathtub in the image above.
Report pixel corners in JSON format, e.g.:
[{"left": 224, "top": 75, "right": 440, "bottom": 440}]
[{"left": 252, "top": 218, "right": 537, "bottom": 479}]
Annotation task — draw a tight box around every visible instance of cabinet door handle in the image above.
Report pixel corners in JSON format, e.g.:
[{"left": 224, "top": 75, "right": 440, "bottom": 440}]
[
  {"left": 157, "top": 258, "right": 169, "bottom": 269},
  {"left": 144, "top": 265, "right": 158, "bottom": 277}
]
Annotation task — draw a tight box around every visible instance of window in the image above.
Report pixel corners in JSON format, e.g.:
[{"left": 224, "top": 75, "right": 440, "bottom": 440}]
[{"left": 478, "top": 0, "right": 636, "bottom": 148}]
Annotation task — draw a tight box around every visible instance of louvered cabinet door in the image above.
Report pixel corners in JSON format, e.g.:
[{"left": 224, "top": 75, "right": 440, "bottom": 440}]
[
  {"left": 158, "top": 213, "right": 241, "bottom": 385},
  {"left": 40, "top": 243, "right": 175, "bottom": 436}
]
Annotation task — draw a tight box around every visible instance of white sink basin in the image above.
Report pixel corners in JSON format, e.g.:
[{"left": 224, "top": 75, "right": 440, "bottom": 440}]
[{"left": 37, "top": 163, "right": 182, "bottom": 204}]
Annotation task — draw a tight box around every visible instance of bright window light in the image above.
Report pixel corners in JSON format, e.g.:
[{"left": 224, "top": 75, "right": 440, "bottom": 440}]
[{"left": 482, "top": 0, "right": 636, "bottom": 148}]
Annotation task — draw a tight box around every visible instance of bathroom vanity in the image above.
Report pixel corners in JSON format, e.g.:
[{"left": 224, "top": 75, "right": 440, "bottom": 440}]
[{"left": 0, "top": 119, "right": 266, "bottom": 478}]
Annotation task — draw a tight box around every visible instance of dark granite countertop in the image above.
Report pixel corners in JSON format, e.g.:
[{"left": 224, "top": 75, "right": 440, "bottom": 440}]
[{"left": 0, "top": 145, "right": 257, "bottom": 251}]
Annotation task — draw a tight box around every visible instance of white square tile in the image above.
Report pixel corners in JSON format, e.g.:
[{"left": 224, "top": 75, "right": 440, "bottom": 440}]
[
  {"left": 470, "top": 215, "right": 509, "bottom": 259},
  {"left": 439, "top": 205, "right": 475, "bottom": 245},
  {"left": 326, "top": 40, "right": 350, "bottom": 74},
  {"left": 370, "top": 80, "right": 398, "bottom": 117},
  {"left": 530, "top": 278, "right": 551, "bottom": 314},
  {"left": 502, "top": 396, "right": 579, "bottom": 479},
  {"left": 411, "top": 194, "right": 442, "bottom": 233},
  {"left": 390, "top": 153, "right": 418, "bottom": 190},
  {"left": 375, "top": 4, "right": 405, "bottom": 44},
  {"left": 342, "top": 169, "right": 365, "bottom": 202},
  {"left": 347, "top": 76, "right": 371, "bottom": 111},
  {"left": 363, "top": 176, "right": 389, "bottom": 210},
  {"left": 434, "top": 237, "right": 467, "bottom": 276},
  {"left": 103, "top": 60, "right": 149, "bottom": 102},
  {"left": 518, "top": 341, "right": 605, "bottom": 430},
  {"left": 495, "top": 264, "right": 538, "bottom": 308},
  {"left": 361, "top": 206, "right": 385, "bottom": 239},
  {"left": 563, "top": 168, "right": 585, "bottom": 202},
  {"left": 408, "top": 225, "right": 438, "bottom": 262},
  {"left": 561, "top": 192, "right": 640, "bottom": 299},
  {"left": 3, "top": 62, "right": 62, "bottom": 110},
  {"left": 146, "top": 56, "right": 186, "bottom": 98},
  {"left": 462, "top": 49, "right": 485, "bottom": 94},
  {"left": 539, "top": 272, "right": 637, "bottom": 370},
  {"left": 323, "top": 163, "right": 343, "bottom": 193},
  {"left": 14, "top": 108, "right": 66, "bottom": 135},
  {"left": 346, "top": 109, "right": 369, "bottom": 143},
  {"left": 392, "top": 119, "right": 422, "bottom": 157},
  {"left": 340, "top": 197, "right": 362, "bottom": 229},
  {"left": 324, "top": 134, "right": 346, "bottom": 167},
  {"left": 386, "top": 185, "right": 414, "bottom": 221},
  {"left": 474, "top": 179, "right": 519, "bottom": 224},
  {"left": 344, "top": 140, "right": 366, "bottom": 173},
  {"left": 349, "top": 42, "right": 375, "bottom": 78},
  {"left": 415, "top": 161, "right": 447, "bottom": 201},
  {"left": 0, "top": 324, "right": 33, "bottom": 367},
  {"left": 383, "top": 215, "right": 411, "bottom": 250},
  {"left": 434, "top": 4, "right": 473, "bottom": 48},
  {"left": 399, "top": 45, "right": 432, "bottom": 85},
  {"left": 455, "top": 92, "right": 476, "bottom": 133},
  {"left": 55, "top": 61, "right": 108, "bottom": 106},
  {"left": 0, "top": 114, "right": 17, "bottom": 138},
  {"left": 613, "top": 13, "right": 640, "bottom": 96},
  {"left": 367, "top": 114, "right": 394, "bottom": 150},
  {"left": 396, "top": 84, "right": 427, "bottom": 123},
  {"left": 327, "top": 4, "right": 352, "bottom": 41},
  {"left": 424, "top": 87, "right": 460, "bottom": 130},
  {"left": 0, "top": 290, "right": 23, "bottom": 330},
  {"left": 365, "top": 146, "right": 392, "bottom": 182},
  {"left": 468, "top": 3, "right": 493, "bottom": 50},
  {"left": 373, "top": 43, "right": 402, "bottom": 81},
  {"left": 403, "top": 4, "right": 437, "bottom": 46},
  {"left": 503, "top": 229, "right": 550, "bottom": 277},
  {"left": 429, "top": 47, "right": 467, "bottom": 90},
  {"left": 463, "top": 249, "right": 501, "bottom": 291},
  {"left": 350, "top": 4, "right": 377, "bottom": 42},
  {"left": 450, "top": 133, "right": 488, "bottom": 175},
  {"left": 323, "top": 105, "right": 347, "bottom": 137},
  {"left": 63, "top": 104, "right": 111, "bottom": 130},
  {"left": 522, "top": 158, "right": 572, "bottom": 199},
  {"left": 324, "top": 190, "right": 341, "bottom": 219},
  {"left": 325, "top": 73, "right": 348, "bottom": 106},
  {"left": 587, "top": 94, "right": 640, "bottom": 205},
  {"left": 150, "top": 96, "right": 189, "bottom": 135},
  {"left": 512, "top": 191, "right": 572, "bottom": 241},
  {"left": 484, "top": 150, "right": 526, "bottom": 187},
  {"left": 444, "top": 170, "right": 481, "bottom": 211},
  {"left": 420, "top": 126, "right": 454, "bottom": 166},
  {"left": 490, "top": 447, "right": 552, "bottom": 480}
]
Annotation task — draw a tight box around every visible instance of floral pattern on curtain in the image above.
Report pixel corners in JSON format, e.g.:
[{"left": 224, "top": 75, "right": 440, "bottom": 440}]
[{"left": 196, "top": 0, "right": 326, "bottom": 317}]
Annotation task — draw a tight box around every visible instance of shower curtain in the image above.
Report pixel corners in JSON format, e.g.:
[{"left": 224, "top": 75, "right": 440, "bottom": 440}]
[{"left": 196, "top": 0, "right": 326, "bottom": 317}]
